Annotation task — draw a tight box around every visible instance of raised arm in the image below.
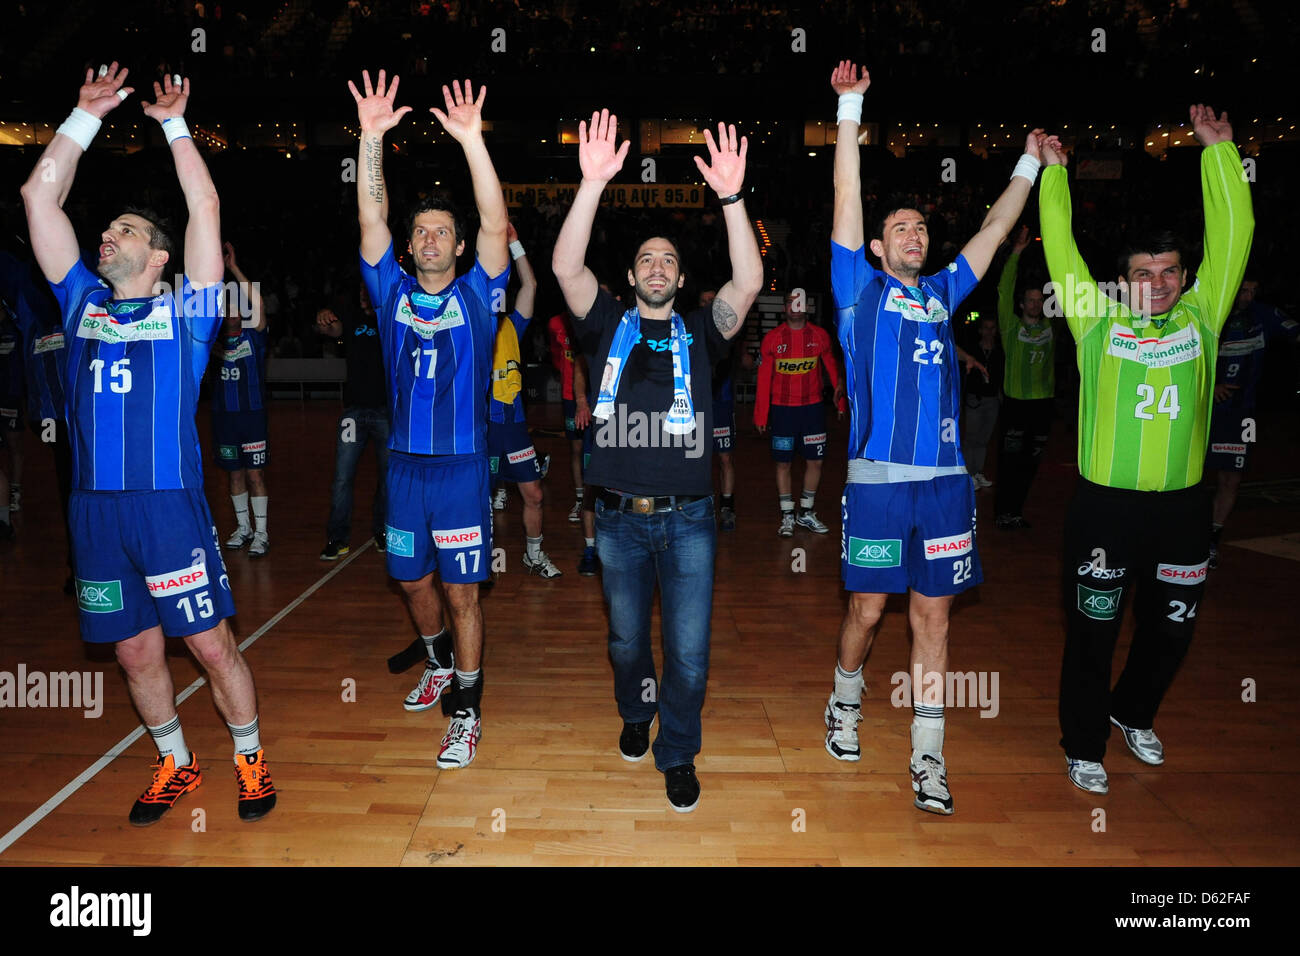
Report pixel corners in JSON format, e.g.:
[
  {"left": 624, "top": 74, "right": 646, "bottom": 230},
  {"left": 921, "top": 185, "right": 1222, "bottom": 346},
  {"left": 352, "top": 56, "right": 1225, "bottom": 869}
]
[
  {"left": 830, "top": 61, "right": 871, "bottom": 251},
  {"left": 223, "top": 241, "right": 265, "bottom": 331},
  {"left": 997, "top": 226, "right": 1028, "bottom": 334},
  {"left": 552, "top": 109, "right": 629, "bottom": 319},
  {"left": 1039, "top": 135, "right": 1108, "bottom": 340},
  {"left": 696, "top": 123, "right": 761, "bottom": 340},
  {"left": 20, "top": 64, "right": 135, "bottom": 283},
  {"left": 348, "top": 70, "right": 412, "bottom": 266},
  {"left": 1188, "top": 104, "right": 1254, "bottom": 333},
  {"left": 507, "top": 222, "right": 536, "bottom": 318},
  {"left": 957, "top": 130, "right": 1043, "bottom": 281},
  {"left": 432, "top": 80, "right": 508, "bottom": 278}
]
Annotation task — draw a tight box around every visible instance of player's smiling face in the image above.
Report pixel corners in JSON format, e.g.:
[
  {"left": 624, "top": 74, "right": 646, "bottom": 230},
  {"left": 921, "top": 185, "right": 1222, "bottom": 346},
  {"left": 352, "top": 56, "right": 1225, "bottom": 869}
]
[
  {"left": 628, "top": 238, "right": 684, "bottom": 309},
  {"left": 408, "top": 210, "right": 464, "bottom": 278},
  {"left": 98, "top": 214, "right": 158, "bottom": 285},
  {"left": 872, "top": 210, "right": 928, "bottom": 281},
  {"left": 1123, "top": 252, "right": 1187, "bottom": 317}
]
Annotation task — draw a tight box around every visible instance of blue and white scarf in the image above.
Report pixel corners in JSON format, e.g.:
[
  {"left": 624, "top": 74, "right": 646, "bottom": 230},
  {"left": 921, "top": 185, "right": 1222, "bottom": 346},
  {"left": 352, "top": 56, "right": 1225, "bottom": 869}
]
[{"left": 593, "top": 307, "right": 695, "bottom": 435}]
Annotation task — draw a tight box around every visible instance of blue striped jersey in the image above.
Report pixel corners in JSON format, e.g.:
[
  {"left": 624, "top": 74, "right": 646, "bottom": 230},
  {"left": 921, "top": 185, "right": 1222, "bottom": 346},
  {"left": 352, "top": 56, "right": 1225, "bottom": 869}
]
[
  {"left": 212, "top": 327, "right": 267, "bottom": 412},
  {"left": 488, "top": 309, "right": 530, "bottom": 425},
  {"left": 361, "top": 243, "right": 508, "bottom": 455},
  {"left": 51, "top": 261, "right": 223, "bottom": 491},
  {"left": 1, "top": 250, "right": 76, "bottom": 423},
  {"left": 831, "top": 241, "right": 978, "bottom": 466}
]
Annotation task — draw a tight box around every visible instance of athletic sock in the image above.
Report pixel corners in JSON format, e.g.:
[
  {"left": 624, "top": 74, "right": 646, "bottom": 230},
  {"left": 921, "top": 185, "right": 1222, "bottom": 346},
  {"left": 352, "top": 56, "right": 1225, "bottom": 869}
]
[
  {"left": 584, "top": 536, "right": 596, "bottom": 549},
  {"left": 834, "top": 663, "right": 864, "bottom": 707},
  {"left": 779, "top": 493, "right": 794, "bottom": 515},
  {"left": 575, "top": 486, "right": 584, "bottom": 501},
  {"left": 231, "top": 492, "right": 251, "bottom": 532},
  {"left": 147, "top": 715, "right": 190, "bottom": 765},
  {"left": 251, "top": 495, "right": 268, "bottom": 535},
  {"left": 525, "top": 535, "right": 543, "bottom": 561},
  {"left": 800, "top": 489, "right": 816, "bottom": 512},
  {"left": 721, "top": 494, "right": 735, "bottom": 511},
  {"left": 911, "top": 703, "right": 945, "bottom": 761},
  {"left": 454, "top": 668, "right": 481, "bottom": 714},
  {"left": 423, "top": 629, "right": 453, "bottom": 668},
  {"left": 228, "top": 716, "right": 261, "bottom": 757}
]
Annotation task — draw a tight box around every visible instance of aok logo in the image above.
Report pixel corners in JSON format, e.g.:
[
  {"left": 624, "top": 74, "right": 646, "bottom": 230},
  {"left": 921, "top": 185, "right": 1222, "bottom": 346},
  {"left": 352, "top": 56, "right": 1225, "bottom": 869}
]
[
  {"left": 385, "top": 526, "right": 415, "bottom": 558},
  {"left": 849, "top": 537, "right": 902, "bottom": 568},
  {"left": 1077, "top": 585, "right": 1122, "bottom": 621},
  {"left": 218, "top": 445, "right": 239, "bottom": 460},
  {"left": 77, "top": 579, "right": 124, "bottom": 614}
]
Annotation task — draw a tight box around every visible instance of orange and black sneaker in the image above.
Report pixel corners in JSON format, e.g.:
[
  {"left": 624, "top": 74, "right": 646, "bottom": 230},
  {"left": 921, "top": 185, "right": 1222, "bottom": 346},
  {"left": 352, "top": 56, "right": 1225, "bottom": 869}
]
[
  {"left": 235, "top": 749, "right": 277, "bottom": 821},
  {"left": 129, "top": 752, "right": 203, "bottom": 826}
]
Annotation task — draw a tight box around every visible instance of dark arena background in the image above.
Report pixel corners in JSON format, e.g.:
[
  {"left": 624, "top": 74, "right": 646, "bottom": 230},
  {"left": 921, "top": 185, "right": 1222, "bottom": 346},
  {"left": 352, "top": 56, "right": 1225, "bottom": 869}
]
[{"left": 0, "top": 0, "right": 1296, "bottom": 933}]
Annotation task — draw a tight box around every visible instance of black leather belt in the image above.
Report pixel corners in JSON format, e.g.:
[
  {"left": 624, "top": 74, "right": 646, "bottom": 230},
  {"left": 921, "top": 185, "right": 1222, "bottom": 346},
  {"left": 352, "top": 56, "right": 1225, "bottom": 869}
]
[{"left": 601, "top": 491, "right": 709, "bottom": 514}]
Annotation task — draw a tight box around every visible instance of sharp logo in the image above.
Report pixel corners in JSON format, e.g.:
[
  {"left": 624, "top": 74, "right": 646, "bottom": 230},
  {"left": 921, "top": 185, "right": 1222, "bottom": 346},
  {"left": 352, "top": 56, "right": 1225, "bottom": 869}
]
[
  {"left": 432, "top": 526, "right": 482, "bottom": 548},
  {"left": 385, "top": 526, "right": 415, "bottom": 558},
  {"left": 712, "top": 426, "right": 731, "bottom": 438},
  {"left": 1077, "top": 584, "right": 1122, "bottom": 621},
  {"left": 145, "top": 565, "right": 209, "bottom": 596},
  {"left": 803, "top": 432, "right": 827, "bottom": 444},
  {"left": 506, "top": 447, "right": 536, "bottom": 464},
  {"left": 923, "top": 532, "right": 972, "bottom": 560},
  {"left": 848, "top": 537, "right": 902, "bottom": 568},
  {"left": 76, "top": 579, "right": 124, "bottom": 614},
  {"left": 240, "top": 440, "right": 267, "bottom": 453},
  {"left": 1211, "top": 442, "right": 1247, "bottom": 455},
  {"left": 1157, "top": 562, "right": 1208, "bottom": 585}
]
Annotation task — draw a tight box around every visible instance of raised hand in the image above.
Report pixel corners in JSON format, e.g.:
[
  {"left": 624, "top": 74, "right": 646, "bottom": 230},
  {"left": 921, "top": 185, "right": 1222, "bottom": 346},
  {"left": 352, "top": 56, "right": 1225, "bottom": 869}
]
[
  {"left": 1040, "top": 134, "right": 1068, "bottom": 167},
  {"left": 1023, "top": 127, "right": 1046, "bottom": 162},
  {"left": 578, "top": 109, "right": 630, "bottom": 184},
  {"left": 142, "top": 73, "right": 190, "bottom": 123},
  {"left": 77, "top": 62, "right": 134, "bottom": 119},
  {"left": 315, "top": 307, "right": 340, "bottom": 331},
  {"left": 223, "top": 241, "right": 237, "bottom": 272},
  {"left": 1190, "top": 104, "right": 1233, "bottom": 147},
  {"left": 430, "top": 79, "right": 485, "bottom": 145},
  {"left": 347, "top": 69, "right": 413, "bottom": 134},
  {"left": 506, "top": 221, "right": 518, "bottom": 244},
  {"left": 1011, "top": 224, "right": 1031, "bottom": 254},
  {"left": 694, "top": 123, "right": 748, "bottom": 198},
  {"left": 830, "top": 60, "right": 871, "bottom": 96}
]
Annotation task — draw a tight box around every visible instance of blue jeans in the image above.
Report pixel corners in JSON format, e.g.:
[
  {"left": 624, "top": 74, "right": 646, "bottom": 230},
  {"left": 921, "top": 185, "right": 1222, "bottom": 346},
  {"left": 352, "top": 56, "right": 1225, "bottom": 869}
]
[
  {"left": 326, "top": 406, "right": 390, "bottom": 542},
  {"left": 594, "top": 494, "right": 716, "bottom": 771}
]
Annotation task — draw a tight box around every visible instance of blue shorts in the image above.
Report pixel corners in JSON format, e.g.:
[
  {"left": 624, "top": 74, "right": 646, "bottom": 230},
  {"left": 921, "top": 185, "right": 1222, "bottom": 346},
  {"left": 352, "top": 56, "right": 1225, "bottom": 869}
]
[
  {"left": 1206, "top": 410, "right": 1252, "bottom": 473},
  {"left": 562, "top": 398, "right": 583, "bottom": 441},
  {"left": 712, "top": 401, "right": 735, "bottom": 454},
  {"left": 487, "top": 419, "right": 542, "bottom": 484},
  {"left": 840, "top": 474, "right": 982, "bottom": 596},
  {"left": 386, "top": 451, "right": 492, "bottom": 583},
  {"left": 213, "top": 408, "right": 269, "bottom": 471},
  {"left": 70, "top": 488, "right": 236, "bottom": 643},
  {"left": 769, "top": 403, "right": 826, "bottom": 462}
]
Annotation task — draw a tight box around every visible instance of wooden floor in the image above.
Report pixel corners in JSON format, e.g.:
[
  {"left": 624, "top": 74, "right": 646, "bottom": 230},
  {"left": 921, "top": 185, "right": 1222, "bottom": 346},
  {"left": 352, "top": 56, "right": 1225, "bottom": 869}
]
[{"left": 1, "top": 398, "right": 1297, "bottom": 867}]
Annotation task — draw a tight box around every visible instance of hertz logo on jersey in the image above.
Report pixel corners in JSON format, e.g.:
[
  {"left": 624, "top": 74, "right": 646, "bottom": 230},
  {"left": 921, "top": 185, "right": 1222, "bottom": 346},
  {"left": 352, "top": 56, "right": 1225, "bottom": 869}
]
[{"left": 775, "top": 357, "right": 819, "bottom": 374}]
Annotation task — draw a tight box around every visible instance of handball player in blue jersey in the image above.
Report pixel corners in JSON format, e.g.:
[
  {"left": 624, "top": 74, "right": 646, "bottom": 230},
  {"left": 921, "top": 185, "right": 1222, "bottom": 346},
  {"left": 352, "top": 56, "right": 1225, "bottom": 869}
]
[
  {"left": 824, "top": 61, "right": 1042, "bottom": 814},
  {"left": 350, "top": 70, "right": 510, "bottom": 769},
  {"left": 20, "top": 65, "right": 275, "bottom": 825},
  {"left": 210, "top": 241, "right": 271, "bottom": 557}
]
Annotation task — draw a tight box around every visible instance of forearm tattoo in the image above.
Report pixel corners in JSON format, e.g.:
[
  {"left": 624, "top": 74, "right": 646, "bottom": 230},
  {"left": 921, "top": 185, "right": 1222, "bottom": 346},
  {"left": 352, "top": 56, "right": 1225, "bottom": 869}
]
[
  {"left": 364, "top": 135, "right": 384, "bottom": 204},
  {"left": 713, "top": 296, "right": 739, "bottom": 335}
]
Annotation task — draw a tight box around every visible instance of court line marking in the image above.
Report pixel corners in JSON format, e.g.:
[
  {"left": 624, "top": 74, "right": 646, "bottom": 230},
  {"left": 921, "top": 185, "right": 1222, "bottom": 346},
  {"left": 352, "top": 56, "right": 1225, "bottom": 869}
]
[{"left": 0, "top": 541, "right": 373, "bottom": 857}]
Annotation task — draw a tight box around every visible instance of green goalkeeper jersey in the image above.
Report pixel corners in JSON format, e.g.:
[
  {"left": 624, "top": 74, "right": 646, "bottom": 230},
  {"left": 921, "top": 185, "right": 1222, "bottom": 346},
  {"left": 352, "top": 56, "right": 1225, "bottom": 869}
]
[
  {"left": 1040, "top": 141, "right": 1253, "bottom": 492},
  {"left": 997, "top": 251, "right": 1055, "bottom": 400}
]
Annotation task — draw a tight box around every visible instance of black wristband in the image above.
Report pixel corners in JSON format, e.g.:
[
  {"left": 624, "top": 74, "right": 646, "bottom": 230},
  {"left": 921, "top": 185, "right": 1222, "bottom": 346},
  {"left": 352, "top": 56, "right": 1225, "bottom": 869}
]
[{"left": 719, "top": 192, "right": 743, "bottom": 206}]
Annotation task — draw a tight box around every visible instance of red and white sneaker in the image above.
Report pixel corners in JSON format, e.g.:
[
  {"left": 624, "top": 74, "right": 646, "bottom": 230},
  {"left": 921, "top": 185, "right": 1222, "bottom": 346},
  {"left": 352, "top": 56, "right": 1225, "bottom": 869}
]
[
  {"left": 403, "top": 661, "right": 455, "bottom": 712},
  {"left": 437, "top": 710, "right": 481, "bottom": 769}
]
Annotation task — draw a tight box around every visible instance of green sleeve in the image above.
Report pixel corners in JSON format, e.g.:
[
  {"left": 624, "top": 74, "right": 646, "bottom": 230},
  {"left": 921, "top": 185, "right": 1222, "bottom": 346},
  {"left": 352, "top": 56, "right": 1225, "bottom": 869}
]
[
  {"left": 997, "top": 251, "right": 1020, "bottom": 343},
  {"left": 1188, "top": 141, "right": 1255, "bottom": 336},
  {"left": 1040, "top": 165, "right": 1115, "bottom": 341}
]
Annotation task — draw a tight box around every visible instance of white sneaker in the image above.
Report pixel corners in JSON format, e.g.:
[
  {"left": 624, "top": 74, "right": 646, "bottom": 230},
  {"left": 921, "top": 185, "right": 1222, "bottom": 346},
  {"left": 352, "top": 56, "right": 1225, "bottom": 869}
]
[
  {"left": 226, "top": 527, "right": 253, "bottom": 549},
  {"left": 522, "top": 549, "right": 563, "bottom": 578},
  {"left": 796, "top": 510, "right": 829, "bottom": 534},
  {"left": 1110, "top": 716, "right": 1164, "bottom": 765},
  {"left": 568, "top": 499, "right": 583, "bottom": 523},
  {"left": 1067, "top": 757, "right": 1109, "bottom": 794},
  {"left": 491, "top": 487, "right": 507, "bottom": 511},
  {"left": 404, "top": 661, "right": 455, "bottom": 711},
  {"left": 778, "top": 512, "right": 794, "bottom": 537},
  {"left": 248, "top": 532, "right": 269, "bottom": 558},
  {"left": 910, "top": 753, "right": 954, "bottom": 814},
  {"left": 437, "top": 710, "right": 481, "bottom": 769},
  {"left": 824, "top": 695, "right": 863, "bottom": 761}
]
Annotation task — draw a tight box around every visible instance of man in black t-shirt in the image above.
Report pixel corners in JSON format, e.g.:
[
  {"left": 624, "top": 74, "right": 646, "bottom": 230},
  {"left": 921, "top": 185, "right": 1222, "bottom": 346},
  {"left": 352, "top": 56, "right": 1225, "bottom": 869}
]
[
  {"left": 552, "top": 110, "right": 762, "bottom": 812},
  {"left": 316, "top": 285, "right": 391, "bottom": 559}
]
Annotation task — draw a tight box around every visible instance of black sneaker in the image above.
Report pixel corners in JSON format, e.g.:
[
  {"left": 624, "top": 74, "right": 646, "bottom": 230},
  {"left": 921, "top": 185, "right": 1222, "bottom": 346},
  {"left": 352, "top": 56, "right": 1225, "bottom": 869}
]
[
  {"left": 578, "top": 546, "right": 599, "bottom": 576},
  {"left": 619, "top": 715, "right": 654, "bottom": 762},
  {"left": 320, "top": 540, "right": 350, "bottom": 561},
  {"left": 664, "top": 764, "right": 700, "bottom": 813}
]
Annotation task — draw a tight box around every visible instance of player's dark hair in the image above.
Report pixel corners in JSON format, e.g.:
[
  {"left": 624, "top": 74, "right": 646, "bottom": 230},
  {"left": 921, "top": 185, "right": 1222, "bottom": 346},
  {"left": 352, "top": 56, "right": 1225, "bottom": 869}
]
[
  {"left": 406, "top": 192, "right": 467, "bottom": 247},
  {"left": 120, "top": 205, "right": 177, "bottom": 265},
  {"left": 872, "top": 197, "right": 924, "bottom": 241},
  {"left": 1117, "top": 230, "right": 1186, "bottom": 278}
]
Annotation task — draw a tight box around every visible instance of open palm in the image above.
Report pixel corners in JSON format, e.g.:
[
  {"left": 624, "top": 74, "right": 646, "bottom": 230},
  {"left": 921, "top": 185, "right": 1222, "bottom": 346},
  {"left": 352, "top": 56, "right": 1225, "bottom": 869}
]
[
  {"left": 578, "top": 109, "right": 629, "bottom": 183},
  {"left": 431, "top": 79, "right": 485, "bottom": 144},
  {"left": 78, "top": 62, "right": 134, "bottom": 119},
  {"left": 830, "top": 60, "right": 871, "bottom": 96},
  {"left": 694, "top": 123, "right": 748, "bottom": 198},
  {"left": 347, "top": 70, "right": 412, "bottom": 134},
  {"left": 142, "top": 74, "right": 189, "bottom": 123}
]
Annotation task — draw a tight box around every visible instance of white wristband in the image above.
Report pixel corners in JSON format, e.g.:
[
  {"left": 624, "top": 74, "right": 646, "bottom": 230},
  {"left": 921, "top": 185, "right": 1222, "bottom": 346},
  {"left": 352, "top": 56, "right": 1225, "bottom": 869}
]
[
  {"left": 509, "top": 240, "right": 526, "bottom": 260},
  {"left": 837, "top": 92, "right": 863, "bottom": 125},
  {"left": 161, "top": 117, "right": 191, "bottom": 145},
  {"left": 55, "top": 108, "right": 101, "bottom": 152},
  {"left": 1011, "top": 153, "right": 1042, "bottom": 185}
]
